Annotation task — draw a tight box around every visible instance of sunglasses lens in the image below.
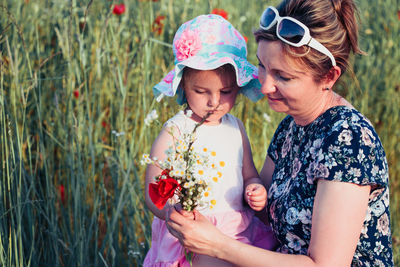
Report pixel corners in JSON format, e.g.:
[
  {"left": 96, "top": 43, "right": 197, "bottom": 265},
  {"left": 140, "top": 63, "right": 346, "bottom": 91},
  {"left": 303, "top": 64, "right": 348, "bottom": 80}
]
[
  {"left": 260, "top": 8, "right": 277, "bottom": 28},
  {"left": 278, "top": 19, "right": 305, "bottom": 44}
]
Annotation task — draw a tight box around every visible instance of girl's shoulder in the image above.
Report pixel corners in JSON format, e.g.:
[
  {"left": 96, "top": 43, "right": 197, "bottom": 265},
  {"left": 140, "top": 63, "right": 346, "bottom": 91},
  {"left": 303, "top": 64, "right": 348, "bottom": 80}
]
[
  {"left": 164, "top": 111, "right": 195, "bottom": 134},
  {"left": 165, "top": 111, "right": 188, "bottom": 125},
  {"left": 224, "top": 113, "right": 241, "bottom": 125}
]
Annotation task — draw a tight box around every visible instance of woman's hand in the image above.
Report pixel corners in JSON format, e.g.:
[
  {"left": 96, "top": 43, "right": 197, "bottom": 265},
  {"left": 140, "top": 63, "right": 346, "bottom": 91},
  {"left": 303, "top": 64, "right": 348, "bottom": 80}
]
[
  {"left": 245, "top": 183, "right": 267, "bottom": 211},
  {"left": 166, "top": 206, "right": 225, "bottom": 257}
]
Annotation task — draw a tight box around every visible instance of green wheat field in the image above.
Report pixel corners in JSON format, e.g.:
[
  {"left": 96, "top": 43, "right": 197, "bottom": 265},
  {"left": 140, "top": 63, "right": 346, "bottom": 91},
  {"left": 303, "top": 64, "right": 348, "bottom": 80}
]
[{"left": 1, "top": 0, "right": 399, "bottom": 266}]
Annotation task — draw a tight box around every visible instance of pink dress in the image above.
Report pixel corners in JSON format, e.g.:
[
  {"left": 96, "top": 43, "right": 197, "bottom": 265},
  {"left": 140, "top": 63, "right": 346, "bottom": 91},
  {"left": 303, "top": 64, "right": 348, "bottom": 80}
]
[{"left": 143, "top": 113, "right": 276, "bottom": 266}]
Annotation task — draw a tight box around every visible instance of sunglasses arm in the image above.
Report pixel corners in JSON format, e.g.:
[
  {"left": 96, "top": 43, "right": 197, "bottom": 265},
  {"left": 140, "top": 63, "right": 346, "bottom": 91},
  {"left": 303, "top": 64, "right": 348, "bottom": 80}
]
[{"left": 308, "top": 38, "right": 336, "bottom": 66}]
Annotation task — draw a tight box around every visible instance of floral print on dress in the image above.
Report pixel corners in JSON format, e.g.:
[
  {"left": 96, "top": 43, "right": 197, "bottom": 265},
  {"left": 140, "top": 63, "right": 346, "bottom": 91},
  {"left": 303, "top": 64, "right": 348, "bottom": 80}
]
[{"left": 267, "top": 106, "right": 394, "bottom": 266}]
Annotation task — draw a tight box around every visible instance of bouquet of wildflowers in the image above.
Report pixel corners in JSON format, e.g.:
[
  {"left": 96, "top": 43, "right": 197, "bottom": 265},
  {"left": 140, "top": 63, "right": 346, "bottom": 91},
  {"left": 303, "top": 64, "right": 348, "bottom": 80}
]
[{"left": 141, "top": 110, "right": 222, "bottom": 212}]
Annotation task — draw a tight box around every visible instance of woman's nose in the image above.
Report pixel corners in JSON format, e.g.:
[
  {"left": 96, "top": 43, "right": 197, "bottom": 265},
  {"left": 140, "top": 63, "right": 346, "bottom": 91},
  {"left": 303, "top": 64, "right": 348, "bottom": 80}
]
[{"left": 260, "top": 73, "right": 276, "bottom": 95}]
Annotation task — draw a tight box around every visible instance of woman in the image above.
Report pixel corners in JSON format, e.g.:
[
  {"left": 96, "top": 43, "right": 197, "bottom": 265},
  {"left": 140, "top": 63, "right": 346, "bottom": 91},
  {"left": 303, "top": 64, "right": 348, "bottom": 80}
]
[{"left": 166, "top": 0, "right": 394, "bottom": 266}]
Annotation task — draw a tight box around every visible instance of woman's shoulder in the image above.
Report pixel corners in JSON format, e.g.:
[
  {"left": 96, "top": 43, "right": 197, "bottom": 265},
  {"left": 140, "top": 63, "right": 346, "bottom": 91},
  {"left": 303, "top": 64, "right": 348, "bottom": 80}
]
[
  {"left": 318, "top": 106, "right": 380, "bottom": 142},
  {"left": 321, "top": 105, "right": 372, "bottom": 127},
  {"left": 314, "top": 106, "right": 389, "bottom": 186}
]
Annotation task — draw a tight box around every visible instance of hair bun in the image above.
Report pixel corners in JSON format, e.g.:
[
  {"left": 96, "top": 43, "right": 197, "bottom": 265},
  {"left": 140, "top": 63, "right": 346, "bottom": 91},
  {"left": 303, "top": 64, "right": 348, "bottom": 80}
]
[
  {"left": 331, "top": 0, "right": 343, "bottom": 14},
  {"left": 331, "top": 0, "right": 363, "bottom": 55}
]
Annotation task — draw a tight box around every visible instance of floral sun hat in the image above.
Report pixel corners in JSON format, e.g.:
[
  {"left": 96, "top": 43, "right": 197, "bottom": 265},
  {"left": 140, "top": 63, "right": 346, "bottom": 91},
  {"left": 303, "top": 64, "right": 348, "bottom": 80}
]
[{"left": 153, "top": 14, "right": 263, "bottom": 105}]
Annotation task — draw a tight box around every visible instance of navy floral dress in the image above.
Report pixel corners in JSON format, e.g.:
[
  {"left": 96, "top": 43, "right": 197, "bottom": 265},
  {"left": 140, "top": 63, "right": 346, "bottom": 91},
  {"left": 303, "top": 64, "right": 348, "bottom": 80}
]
[{"left": 267, "top": 106, "right": 393, "bottom": 266}]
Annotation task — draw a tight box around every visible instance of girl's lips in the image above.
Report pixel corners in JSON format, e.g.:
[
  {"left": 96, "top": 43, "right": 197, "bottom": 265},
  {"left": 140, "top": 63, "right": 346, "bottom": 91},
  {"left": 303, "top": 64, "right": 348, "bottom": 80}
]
[{"left": 206, "top": 109, "right": 222, "bottom": 114}]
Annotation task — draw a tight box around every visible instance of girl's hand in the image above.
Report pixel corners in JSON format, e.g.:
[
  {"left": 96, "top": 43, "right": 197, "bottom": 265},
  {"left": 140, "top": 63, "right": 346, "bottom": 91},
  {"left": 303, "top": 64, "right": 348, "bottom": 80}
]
[{"left": 245, "top": 183, "right": 267, "bottom": 211}]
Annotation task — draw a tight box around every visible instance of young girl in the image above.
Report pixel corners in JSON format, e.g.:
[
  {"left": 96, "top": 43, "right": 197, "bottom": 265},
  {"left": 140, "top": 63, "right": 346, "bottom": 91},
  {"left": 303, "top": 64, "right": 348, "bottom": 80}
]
[{"left": 143, "top": 14, "right": 276, "bottom": 266}]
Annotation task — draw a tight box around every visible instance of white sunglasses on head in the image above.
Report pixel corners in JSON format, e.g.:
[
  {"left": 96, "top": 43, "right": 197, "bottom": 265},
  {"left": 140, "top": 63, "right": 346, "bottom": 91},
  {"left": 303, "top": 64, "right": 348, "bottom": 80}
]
[{"left": 260, "top": 6, "right": 336, "bottom": 66}]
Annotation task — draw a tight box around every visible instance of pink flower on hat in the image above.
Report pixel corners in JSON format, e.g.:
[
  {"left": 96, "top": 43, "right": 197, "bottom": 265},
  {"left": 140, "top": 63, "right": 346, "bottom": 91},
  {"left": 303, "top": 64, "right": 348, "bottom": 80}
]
[
  {"left": 175, "top": 29, "right": 202, "bottom": 61},
  {"left": 163, "top": 71, "right": 174, "bottom": 84}
]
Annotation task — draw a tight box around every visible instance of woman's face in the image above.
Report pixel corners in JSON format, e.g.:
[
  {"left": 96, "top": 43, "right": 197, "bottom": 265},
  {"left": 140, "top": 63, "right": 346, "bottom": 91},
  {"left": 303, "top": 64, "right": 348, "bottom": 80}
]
[
  {"left": 183, "top": 68, "right": 240, "bottom": 125},
  {"left": 257, "top": 41, "right": 327, "bottom": 124}
]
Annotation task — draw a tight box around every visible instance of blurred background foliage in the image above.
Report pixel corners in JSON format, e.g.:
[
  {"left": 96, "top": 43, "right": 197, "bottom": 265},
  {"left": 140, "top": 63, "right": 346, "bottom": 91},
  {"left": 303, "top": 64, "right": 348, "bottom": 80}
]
[{"left": 0, "top": 0, "right": 399, "bottom": 266}]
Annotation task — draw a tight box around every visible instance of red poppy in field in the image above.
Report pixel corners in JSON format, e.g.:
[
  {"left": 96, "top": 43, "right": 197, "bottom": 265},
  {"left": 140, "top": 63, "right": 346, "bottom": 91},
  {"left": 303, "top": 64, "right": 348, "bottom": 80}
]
[
  {"left": 211, "top": 8, "right": 228, "bottom": 20},
  {"left": 243, "top": 36, "right": 248, "bottom": 43},
  {"left": 79, "top": 21, "right": 85, "bottom": 31},
  {"left": 113, "top": 3, "right": 126, "bottom": 15},
  {"left": 59, "top": 184, "right": 65, "bottom": 205},
  {"left": 397, "top": 10, "right": 400, "bottom": 20},
  {"left": 73, "top": 90, "right": 79, "bottom": 99},
  {"left": 101, "top": 121, "right": 108, "bottom": 128},
  {"left": 152, "top": 15, "right": 166, "bottom": 35}
]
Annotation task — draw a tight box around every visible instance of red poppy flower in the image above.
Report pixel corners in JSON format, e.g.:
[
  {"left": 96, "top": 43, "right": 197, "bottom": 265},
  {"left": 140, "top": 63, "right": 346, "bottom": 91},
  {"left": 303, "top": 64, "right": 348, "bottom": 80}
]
[
  {"left": 211, "top": 8, "right": 228, "bottom": 20},
  {"left": 101, "top": 121, "right": 108, "bottom": 128},
  {"left": 73, "top": 90, "right": 79, "bottom": 99},
  {"left": 149, "top": 177, "right": 180, "bottom": 209},
  {"left": 152, "top": 15, "right": 166, "bottom": 35},
  {"left": 243, "top": 36, "right": 248, "bottom": 43},
  {"left": 59, "top": 184, "right": 65, "bottom": 204},
  {"left": 398, "top": 10, "right": 400, "bottom": 20},
  {"left": 79, "top": 21, "right": 85, "bottom": 31},
  {"left": 113, "top": 4, "right": 126, "bottom": 15}
]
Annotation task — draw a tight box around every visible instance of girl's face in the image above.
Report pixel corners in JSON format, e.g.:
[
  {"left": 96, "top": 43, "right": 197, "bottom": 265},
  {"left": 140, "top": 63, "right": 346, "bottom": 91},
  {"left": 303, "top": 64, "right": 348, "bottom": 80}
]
[
  {"left": 183, "top": 68, "right": 240, "bottom": 125},
  {"left": 257, "top": 40, "right": 328, "bottom": 125}
]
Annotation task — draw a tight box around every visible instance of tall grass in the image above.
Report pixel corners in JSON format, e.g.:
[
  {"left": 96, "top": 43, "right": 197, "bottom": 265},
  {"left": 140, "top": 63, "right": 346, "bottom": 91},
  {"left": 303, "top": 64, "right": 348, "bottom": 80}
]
[{"left": 0, "top": 0, "right": 399, "bottom": 266}]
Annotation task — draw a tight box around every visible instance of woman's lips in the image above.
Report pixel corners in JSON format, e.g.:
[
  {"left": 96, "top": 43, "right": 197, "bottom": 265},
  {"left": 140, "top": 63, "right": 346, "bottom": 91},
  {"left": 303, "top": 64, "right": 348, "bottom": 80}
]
[{"left": 267, "top": 96, "right": 283, "bottom": 102}]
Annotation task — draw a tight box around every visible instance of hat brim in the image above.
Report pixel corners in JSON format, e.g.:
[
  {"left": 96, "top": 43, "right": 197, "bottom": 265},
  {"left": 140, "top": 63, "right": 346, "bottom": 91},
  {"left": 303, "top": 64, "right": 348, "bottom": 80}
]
[{"left": 153, "top": 53, "right": 263, "bottom": 105}]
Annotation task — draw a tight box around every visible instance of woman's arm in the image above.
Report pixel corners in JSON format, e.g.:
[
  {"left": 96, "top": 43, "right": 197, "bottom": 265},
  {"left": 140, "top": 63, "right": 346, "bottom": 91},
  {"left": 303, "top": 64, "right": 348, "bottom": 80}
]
[
  {"left": 308, "top": 179, "right": 370, "bottom": 265},
  {"left": 144, "top": 126, "right": 177, "bottom": 220},
  {"left": 167, "top": 177, "right": 370, "bottom": 266}
]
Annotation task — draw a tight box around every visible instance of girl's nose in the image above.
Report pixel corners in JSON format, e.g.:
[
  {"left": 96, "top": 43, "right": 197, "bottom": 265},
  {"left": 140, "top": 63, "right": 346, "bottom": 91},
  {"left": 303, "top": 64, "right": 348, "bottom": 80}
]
[{"left": 208, "top": 93, "right": 220, "bottom": 107}]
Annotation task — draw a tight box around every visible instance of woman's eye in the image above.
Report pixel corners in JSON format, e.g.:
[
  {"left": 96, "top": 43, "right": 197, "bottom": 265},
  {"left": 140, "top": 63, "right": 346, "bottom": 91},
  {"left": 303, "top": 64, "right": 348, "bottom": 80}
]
[
  {"left": 275, "top": 72, "right": 292, "bottom": 82},
  {"left": 279, "top": 75, "right": 291, "bottom": 81}
]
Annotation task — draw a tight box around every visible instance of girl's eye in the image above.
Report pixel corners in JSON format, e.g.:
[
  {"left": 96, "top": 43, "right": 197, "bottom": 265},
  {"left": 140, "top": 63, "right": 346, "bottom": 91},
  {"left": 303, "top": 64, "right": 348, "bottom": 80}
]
[
  {"left": 194, "top": 90, "right": 205, "bottom": 94},
  {"left": 221, "top": 90, "right": 233, "bottom": 94}
]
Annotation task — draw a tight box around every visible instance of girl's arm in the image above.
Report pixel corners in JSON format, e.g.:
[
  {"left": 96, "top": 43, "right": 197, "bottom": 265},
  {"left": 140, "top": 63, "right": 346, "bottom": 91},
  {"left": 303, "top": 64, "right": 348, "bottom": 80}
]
[
  {"left": 259, "top": 155, "right": 275, "bottom": 191},
  {"left": 255, "top": 155, "right": 275, "bottom": 223},
  {"left": 167, "top": 177, "right": 370, "bottom": 267},
  {"left": 236, "top": 118, "right": 260, "bottom": 183},
  {"left": 144, "top": 125, "right": 177, "bottom": 220},
  {"left": 236, "top": 118, "right": 267, "bottom": 211}
]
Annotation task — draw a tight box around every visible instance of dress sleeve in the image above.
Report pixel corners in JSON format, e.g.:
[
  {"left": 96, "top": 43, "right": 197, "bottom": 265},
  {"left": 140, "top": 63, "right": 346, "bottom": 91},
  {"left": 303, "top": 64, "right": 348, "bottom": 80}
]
[{"left": 310, "top": 116, "right": 389, "bottom": 190}]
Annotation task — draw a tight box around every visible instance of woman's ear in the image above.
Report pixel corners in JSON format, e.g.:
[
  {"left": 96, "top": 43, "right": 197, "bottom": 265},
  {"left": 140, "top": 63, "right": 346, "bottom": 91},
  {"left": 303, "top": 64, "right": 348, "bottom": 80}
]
[{"left": 323, "top": 66, "right": 341, "bottom": 90}]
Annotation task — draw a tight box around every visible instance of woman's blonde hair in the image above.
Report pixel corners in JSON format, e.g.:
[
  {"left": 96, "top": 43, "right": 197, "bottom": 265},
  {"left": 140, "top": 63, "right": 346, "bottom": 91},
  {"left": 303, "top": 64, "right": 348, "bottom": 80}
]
[{"left": 254, "top": 0, "right": 364, "bottom": 83}]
